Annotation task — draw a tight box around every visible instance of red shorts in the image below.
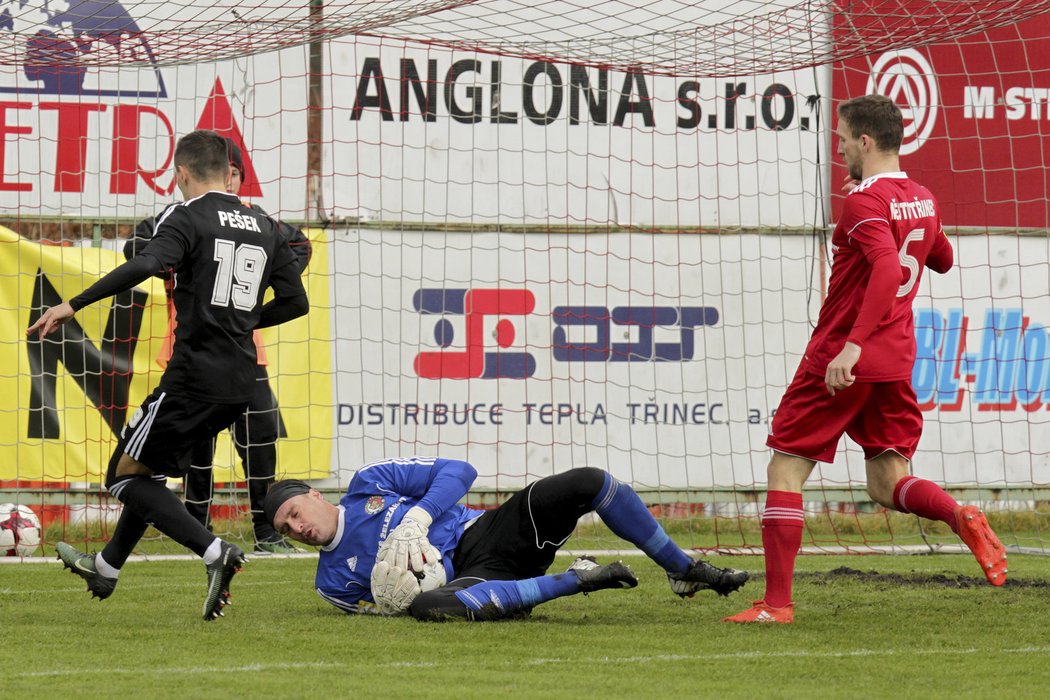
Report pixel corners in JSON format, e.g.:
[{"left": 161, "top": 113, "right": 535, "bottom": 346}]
[{"left": 767, "top": 365, "right": 923, "bottom": 464}]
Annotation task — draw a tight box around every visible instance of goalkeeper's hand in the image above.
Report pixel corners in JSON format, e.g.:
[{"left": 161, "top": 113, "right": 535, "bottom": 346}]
[
  {"left": 377, "top": 506, "right": 441, "bottom": 572},
  {"left": 370, "top": 560, "right": 421, "bottom": 615}
]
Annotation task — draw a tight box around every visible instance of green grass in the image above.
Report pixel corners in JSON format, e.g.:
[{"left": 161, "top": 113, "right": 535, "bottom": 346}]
[
  {"left": 3, "top": 544, "right": 1049, "bottom": 699},
  {"left": 43, "top": 506, "right": 1050, "bottom": 556}
]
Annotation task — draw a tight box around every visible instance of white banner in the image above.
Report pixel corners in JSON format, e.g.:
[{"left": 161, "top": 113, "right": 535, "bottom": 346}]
[
  {"left": 328, "top": 230, "right": 1050, "bottom": 491},
  {"left": 325, "top": 36, "right": 830, "bottom": 228},
  {"left": 0, "top": 0, "right": 309, "bottom": 219}
]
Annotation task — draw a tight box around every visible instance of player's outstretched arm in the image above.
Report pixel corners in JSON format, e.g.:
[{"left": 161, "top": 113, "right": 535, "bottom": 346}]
[
  {"left": 359, "top": 458, "right": 477, "bottom": 512},
  {"left": 26, "top": 301, "right": 75, "bottom": 338},
  {"left": 27, "top": 254, "right": 163, "bottom": 338}
]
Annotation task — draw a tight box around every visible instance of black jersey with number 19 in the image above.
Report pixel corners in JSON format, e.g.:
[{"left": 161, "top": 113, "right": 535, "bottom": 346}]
[{"left": 143, "top": 191, "right": 303, "bottom": 403}]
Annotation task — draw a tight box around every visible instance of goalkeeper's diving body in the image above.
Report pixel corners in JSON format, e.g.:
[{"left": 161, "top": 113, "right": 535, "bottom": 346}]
[{"left": 264, "top": 459, "right": 749, "bottom": 620}]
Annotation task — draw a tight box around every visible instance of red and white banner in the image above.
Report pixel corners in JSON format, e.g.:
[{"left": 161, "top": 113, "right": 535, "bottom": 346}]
[{"left": 833, "top": 13, "right": 1050, "bottom": 229}]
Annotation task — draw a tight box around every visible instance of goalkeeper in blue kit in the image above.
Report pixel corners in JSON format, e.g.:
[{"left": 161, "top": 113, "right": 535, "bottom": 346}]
[{"left": 264, "top": 458, "right": 749, "bottom": 620}]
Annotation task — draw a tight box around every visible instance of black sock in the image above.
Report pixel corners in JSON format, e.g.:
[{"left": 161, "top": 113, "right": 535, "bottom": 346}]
[
  {"left": 244, "top": 445, "right": 277, "bottom": 539},
  {"left": 114, "top": 476, "right": 216, "bottom": 557},
  {"left": 100, "top": 508, "right": 149, "bottom": 569},
  {"left": 183, "top": 465, "right": 214, "bottom": 529}
]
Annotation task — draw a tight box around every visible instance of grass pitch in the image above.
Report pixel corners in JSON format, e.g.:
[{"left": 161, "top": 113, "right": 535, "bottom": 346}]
[{"left": 3, "top": 546, "right": 1049, "bottom": 699}]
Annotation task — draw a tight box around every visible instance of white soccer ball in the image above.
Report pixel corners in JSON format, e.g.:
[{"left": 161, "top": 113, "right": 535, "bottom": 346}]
[
  {"left": 0, "top": 503, "right": 42, "bottom": 557},
  {"left": 413, "top": 559, "right": 447, "bottom": 593}
]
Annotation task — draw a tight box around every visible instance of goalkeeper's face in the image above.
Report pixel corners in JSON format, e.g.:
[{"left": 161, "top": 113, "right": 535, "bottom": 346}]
[{"left": 273, "top": 491, "right": 338, "bottom": 546}]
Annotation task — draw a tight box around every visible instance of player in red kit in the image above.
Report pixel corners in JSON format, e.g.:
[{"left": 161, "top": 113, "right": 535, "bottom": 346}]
[{"left": 724, "top": 94, "right": 1008, "bottom": 624}]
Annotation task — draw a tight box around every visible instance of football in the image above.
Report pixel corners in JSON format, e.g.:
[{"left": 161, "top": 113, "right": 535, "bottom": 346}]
[
  {"left": 414, "top": 559, "right": 447, "bottom": 592},
  {"left": 0, "top": 503, "right": 42, "bottom": 557}
]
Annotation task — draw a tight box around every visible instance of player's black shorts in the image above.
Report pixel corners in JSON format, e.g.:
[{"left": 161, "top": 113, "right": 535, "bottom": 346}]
[
  {"left": 188, "top": 364, "right": 279, "bottom": 465},
  {"left": 410, "top": 468, "right": 606, "bottom": 620},
  {"left": 118, "top": 388, "right": 247, "bottom": 477},
  {"left": 449, "top": 467, "right": 605, "bottom": 582}
]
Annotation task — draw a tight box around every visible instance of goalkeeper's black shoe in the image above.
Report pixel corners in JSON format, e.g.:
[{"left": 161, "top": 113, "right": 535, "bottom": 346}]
[
  {"left": 668, "top": 559, "right": 749, "bottom": 598},
  {"left": 56, "top": 541, "right": 117, "bottom": 601},
  {"left": 203, "top": 541, "right": 246, "bottom": 621},
  {"left": 568, "top": 556, "right": 638, "bottom": 593}
]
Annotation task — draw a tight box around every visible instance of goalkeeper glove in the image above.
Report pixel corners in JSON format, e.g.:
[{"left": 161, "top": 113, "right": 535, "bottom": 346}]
[
  {"left": 377, "top": 506, "right": 442, "bottom": 572},
  {"left": 370, "top": 560, "right": 421, "bottom": 615}
]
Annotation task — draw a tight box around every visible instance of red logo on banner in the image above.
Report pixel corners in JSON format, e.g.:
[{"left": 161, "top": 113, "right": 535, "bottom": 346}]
[
  {"left": 833, "top": 13, "right": 1050, "bottom": 228},
  {"left": 864, "top": 49, "right": 939, "bottom": 156},
  {"left": 196, "top": 78, "right": 263, "bottom": 198}
]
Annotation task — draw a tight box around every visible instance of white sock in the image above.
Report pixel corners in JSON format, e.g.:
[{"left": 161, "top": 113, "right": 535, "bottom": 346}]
[
  {"left": 201, "top": 538, "right": 223, "bottom": 565},
  {"left": 95, "top": 553, "right": 120, "bottom": 579}
]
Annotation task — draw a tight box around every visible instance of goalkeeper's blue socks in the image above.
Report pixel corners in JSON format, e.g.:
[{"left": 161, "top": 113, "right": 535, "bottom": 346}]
[
  {"left": 455, "top": 575, "right": 579, "bottom": 617},
  {"left": 591, "top": 471, "right": 692, "bottom": 574}
]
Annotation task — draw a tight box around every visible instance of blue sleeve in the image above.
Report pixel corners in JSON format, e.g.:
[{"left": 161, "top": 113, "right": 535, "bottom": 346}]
[
  {"left": 316, "top": 586, "right": 381, "bottom": 615},
  {"left": 351, "top": 457, "right": 477, "bottom": 520}
]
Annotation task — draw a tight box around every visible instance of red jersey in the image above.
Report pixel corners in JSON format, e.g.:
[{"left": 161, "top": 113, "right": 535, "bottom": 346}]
[{"left": 802, "top": 171, "right": 953, "bottom": 381}]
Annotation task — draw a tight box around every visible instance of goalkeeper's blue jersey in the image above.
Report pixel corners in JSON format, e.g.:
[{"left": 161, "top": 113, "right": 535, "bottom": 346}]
[{"left": 314, "top": 456, "right": 483, "bottom": 614}]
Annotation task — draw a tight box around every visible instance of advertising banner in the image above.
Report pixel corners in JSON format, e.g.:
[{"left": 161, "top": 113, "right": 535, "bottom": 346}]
[
  {"left": 0, "top": 1, "right": 309, "bottom": 220},
  {"left": 329, "top": 230, "right": 1050, "bottom": 490},
  {"left": 326, "top": 36, "right": 830, "bottom": 228},
  {"left": 0, "top": 226, "right": 332, "bottom": 483},
  {"left": 833, "top": 12, "right": 1050, "bottom": 229}
]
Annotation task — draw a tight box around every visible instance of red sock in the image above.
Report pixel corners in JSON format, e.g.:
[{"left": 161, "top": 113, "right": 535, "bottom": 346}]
[
  {"left": 893, "top": 476, "right": 960, "bottom": 533},
  {"left": 762, "top": 490, "right": 804, "bottom": 608}
]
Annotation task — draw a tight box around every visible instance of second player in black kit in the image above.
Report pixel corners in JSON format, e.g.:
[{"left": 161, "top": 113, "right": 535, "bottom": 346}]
[{"left": 29, "top": 129, "right": 309, "bottom": 621}]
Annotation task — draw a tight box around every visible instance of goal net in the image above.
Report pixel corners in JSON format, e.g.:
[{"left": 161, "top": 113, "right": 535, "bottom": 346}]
[{"left": 1, "top": 0, "right": 1048, "bottom": 556}]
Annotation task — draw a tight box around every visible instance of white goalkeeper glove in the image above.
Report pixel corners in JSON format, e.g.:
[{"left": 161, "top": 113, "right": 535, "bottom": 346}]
[
  {"left": 370, "top": 560, "right": 421, "bottom": 615},
  {"left": 377, "top": 506, "right": 441, "bottom": 572}
]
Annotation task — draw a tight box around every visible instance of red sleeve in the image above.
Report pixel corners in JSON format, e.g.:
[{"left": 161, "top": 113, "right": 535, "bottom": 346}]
[
  {"left": 840, "top": 193, "right": 902, "bottom": 347},
  {"left": 842, "top": 191, "right": 897, "bottom": 260},
  {"left": 846, "top": 253, "right": 903, "bottom": 347},
  {"left": 926, "top": 228, "right": 953, "bottom": 273}
]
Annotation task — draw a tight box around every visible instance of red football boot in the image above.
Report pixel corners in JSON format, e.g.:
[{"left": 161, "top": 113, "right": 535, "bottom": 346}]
[
  {"left": 722, "top": 600, "right": 794, "bottom": 624},
  {"left": 955, "top": 505, "right": 1008, "bottom": 586}
]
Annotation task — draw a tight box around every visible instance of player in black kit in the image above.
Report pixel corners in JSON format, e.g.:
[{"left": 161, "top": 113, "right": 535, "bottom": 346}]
[
  {"left": 28, "top": 130, "right": 309, "bottom": 621},
  {"left": 124, "top": 139, "right": 310, "bottom": 554}
]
